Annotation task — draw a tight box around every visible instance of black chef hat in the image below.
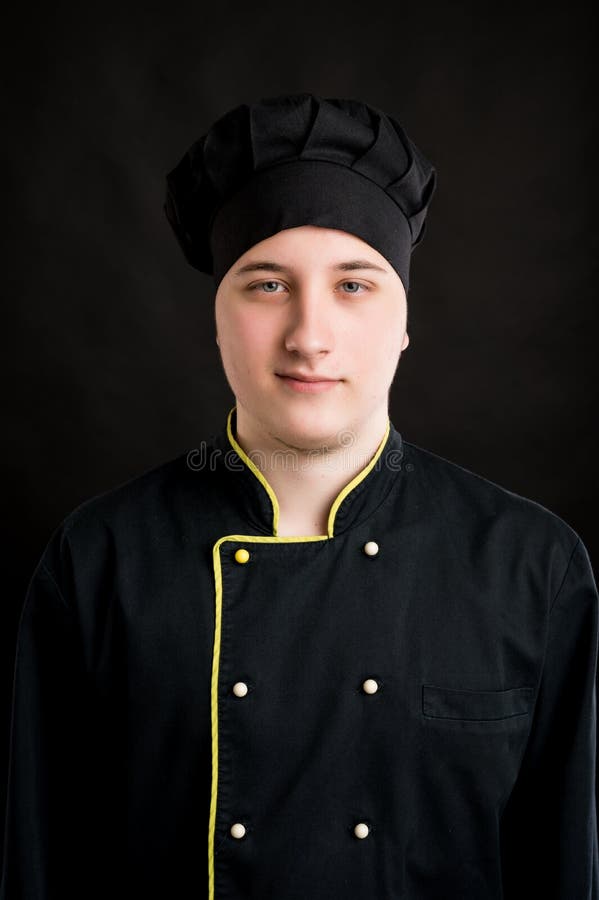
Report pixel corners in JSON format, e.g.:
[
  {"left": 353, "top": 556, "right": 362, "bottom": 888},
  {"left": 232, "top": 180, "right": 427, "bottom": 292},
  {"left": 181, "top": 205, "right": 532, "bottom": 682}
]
[{"left": 164, "top": 92, "right": 436, "bottom": 293}]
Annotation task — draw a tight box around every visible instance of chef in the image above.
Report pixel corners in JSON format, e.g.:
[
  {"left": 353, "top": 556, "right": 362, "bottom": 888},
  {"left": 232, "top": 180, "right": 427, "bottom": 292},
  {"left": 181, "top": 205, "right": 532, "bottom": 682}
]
[{"left": 1, "top": 92, "right": 597, "bottom": 899}]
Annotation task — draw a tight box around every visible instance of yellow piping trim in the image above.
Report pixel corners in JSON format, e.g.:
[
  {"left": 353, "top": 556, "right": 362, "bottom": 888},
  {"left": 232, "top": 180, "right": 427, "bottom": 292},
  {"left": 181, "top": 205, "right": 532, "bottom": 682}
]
[
  {"left": 207, "top": 539, "right": 223, "bottom": 900},
  {"left": 208, "top": 533, "right": 328, "bottom": 900},
  {"left": 326, "top": 418, "right": 390, "bottom": 538},
  {"left": 226, "top": 408, "right": 281, "bottom": 536}
]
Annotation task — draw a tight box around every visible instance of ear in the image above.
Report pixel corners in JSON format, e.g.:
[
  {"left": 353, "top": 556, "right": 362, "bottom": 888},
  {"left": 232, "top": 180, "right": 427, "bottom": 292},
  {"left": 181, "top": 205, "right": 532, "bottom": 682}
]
[{"left": 401, "top": 331, "right": 410, "bottom": 351}]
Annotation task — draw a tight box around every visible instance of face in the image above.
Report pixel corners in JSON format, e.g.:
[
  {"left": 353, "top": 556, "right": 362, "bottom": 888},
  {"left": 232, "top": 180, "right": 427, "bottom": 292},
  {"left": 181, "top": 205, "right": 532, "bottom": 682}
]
[{"left": 214, "top": 225, "right": 409, "bottom": 451}]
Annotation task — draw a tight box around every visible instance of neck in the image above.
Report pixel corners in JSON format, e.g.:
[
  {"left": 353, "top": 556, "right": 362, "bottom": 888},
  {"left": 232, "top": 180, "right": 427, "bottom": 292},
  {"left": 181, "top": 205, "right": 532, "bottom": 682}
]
[{"left": 233, "top": 405, "right": 390, "bottom": 536}]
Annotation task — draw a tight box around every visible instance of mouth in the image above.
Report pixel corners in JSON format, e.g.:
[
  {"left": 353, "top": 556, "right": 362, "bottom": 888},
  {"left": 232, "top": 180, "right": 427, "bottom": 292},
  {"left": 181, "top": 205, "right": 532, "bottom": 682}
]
[{"left": 275, "top": 373, "right": 342, "bottom": 394}]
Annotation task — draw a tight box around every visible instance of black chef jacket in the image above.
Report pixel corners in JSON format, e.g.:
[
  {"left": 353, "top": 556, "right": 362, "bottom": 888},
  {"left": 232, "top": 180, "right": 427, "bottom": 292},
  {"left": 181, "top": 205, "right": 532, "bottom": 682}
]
[{"left": 1, "top": 406, "right": 598, "bottom": 900}]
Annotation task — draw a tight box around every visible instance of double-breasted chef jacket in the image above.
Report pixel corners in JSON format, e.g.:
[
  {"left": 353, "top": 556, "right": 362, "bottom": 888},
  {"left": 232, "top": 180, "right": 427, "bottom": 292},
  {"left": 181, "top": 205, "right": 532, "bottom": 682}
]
[{"left": 1, "top": 406, "right": 598, "bottom": 899}]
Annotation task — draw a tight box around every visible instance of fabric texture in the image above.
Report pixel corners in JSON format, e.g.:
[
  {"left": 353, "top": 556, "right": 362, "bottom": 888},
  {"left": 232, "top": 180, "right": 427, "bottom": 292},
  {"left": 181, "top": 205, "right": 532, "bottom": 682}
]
[
  {"left": 1, "top": 409, "right": 597, "bottom": 899},
  {"left": 164, "top": 93, "right": 437, "bottom": 292}
]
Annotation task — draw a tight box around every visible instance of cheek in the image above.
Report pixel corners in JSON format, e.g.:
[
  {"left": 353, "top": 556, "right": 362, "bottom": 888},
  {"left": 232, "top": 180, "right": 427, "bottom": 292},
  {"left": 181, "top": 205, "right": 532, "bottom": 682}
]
[
  {"left": 218, "top": 310, "right": 275, "bottom": 375},
  {"left": 353, "top": 310, "right": 405, "bottom": 370}
]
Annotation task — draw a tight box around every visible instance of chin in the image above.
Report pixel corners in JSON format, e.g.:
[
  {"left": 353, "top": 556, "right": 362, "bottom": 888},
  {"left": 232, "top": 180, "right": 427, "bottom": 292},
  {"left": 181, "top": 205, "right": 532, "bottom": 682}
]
[{"left": 268, "top": 406, "right": 351, "bottom": 452}]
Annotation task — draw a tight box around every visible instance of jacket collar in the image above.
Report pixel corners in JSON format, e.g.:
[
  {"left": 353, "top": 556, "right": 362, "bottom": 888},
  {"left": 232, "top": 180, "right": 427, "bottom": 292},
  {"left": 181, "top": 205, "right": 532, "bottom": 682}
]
[{"left": 211, "top": 407, "right": 405, "bottom": 537}]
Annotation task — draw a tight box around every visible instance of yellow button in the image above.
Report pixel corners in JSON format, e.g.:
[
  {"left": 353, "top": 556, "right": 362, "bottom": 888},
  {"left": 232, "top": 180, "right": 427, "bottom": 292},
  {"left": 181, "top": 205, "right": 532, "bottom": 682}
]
[
  {"left": 232, "top": 681, "right": 248, "bottom": 697},
  {"left": 234, "top": 548, "right": 250, "bottom": 564},
  {"left": 230, "top": 822, "right": 246, "bottom": 839},
  {"left": 362, "top": 678, "right": 379, "bottom": 694},
  {"left": 354, "top": 822, "right": 370, "bottom": 839}
]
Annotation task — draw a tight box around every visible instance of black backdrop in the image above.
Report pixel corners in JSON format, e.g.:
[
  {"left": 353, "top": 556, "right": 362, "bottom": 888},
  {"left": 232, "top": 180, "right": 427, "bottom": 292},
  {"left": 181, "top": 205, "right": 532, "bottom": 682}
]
[{"left": 1, "top": 0, "right": 598, "bottom": 869}]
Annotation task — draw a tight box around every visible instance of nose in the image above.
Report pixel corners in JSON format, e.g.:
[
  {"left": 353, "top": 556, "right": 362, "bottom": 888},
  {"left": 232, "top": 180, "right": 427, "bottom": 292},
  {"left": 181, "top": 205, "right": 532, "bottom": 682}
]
[{"left": 283, "top": 289, "right": 334, "bottom": 358}]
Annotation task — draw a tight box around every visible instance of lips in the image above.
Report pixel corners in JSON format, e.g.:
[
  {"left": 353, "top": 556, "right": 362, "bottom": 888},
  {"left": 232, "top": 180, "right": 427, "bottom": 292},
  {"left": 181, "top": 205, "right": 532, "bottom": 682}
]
[
  {"left": 276, "top": 372, "right": 341, "bottom": 394},
  {"left": 277, "top": 372, "right": 338, "bottom": 383}
]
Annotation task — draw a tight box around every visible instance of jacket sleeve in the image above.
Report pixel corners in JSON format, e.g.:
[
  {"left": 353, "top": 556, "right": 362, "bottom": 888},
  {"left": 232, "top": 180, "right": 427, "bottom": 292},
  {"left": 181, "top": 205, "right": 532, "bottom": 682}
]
[
  {"left": 0, "top": 546, "right": 99, "bottom": 899},
  {"left": 500, "top": 536, "right": 599, "bottom": 898}
]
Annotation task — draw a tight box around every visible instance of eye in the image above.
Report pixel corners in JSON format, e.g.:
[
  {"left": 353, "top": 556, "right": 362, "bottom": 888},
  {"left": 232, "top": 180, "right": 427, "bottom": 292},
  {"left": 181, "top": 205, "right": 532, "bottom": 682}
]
[
  {"left": 339, "top": 281, "right": 369, "bottom": 294},
  {"left": 246, "top": 279, "right": 370, "bottom": 295},
  {"left": 248, "top": 280, "right": 286, "bottom": 293}
]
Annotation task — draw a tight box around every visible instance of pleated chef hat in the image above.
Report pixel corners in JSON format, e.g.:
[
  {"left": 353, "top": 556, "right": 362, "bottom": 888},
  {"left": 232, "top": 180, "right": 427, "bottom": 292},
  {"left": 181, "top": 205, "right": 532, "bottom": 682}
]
[{"left": 164, "top": 92, "right": 437, "bottom": 293}]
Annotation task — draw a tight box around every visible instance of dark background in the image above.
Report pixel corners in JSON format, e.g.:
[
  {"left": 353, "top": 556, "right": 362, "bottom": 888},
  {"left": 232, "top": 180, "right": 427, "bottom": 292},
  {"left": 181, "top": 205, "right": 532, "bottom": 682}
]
[{"left": 1, "top": 0, "right": 597, "bottom": 868}]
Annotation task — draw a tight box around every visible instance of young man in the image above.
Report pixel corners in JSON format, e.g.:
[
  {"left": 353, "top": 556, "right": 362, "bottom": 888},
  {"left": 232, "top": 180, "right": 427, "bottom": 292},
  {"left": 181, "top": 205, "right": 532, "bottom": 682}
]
[{"left": 1, "top": 93, "right": 597, "bottom": 899}]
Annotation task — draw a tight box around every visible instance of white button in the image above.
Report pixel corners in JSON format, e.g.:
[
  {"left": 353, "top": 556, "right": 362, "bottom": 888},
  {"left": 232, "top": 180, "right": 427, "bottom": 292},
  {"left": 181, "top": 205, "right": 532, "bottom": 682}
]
[
  {"left": 363, "top": 541, "right": 379, "bottom": 557},
  {"left": 233, "top": 681, "right": 248, "bottom": 697},
  {"left": 230, "top": 822, "right": 246, "bottom": 839},
  {"left": 354, "top": 822, "right": 369, "bottom": 839},
  {"left": 362, "top": 678, "right": 379, "bottom": 694}
]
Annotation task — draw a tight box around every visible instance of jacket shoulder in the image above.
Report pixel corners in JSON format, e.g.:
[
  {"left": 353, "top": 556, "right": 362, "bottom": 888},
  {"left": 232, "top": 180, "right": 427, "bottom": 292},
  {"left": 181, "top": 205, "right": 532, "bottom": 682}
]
[
  {"left": 403, "top": 439, "right": 581, "bottom": 551},
  {"left": 37, "top": 445, "right": 216, "bottom": 579},
  {"left": 60, "top": 452, "right": 189, "bottom": 529}
]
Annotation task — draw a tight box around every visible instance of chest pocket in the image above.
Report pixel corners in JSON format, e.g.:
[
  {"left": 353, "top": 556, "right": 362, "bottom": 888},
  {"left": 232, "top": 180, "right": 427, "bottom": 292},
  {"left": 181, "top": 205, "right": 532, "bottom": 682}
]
[{"left": 422, "top": 684, "right": 535, "bottom": 723}]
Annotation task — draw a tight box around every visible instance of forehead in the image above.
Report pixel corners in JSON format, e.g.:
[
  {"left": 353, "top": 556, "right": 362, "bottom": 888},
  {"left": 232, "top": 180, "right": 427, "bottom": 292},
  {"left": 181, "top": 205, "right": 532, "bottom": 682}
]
[{"left": 231, "top": 225, "right": 393, "bottom": 277}]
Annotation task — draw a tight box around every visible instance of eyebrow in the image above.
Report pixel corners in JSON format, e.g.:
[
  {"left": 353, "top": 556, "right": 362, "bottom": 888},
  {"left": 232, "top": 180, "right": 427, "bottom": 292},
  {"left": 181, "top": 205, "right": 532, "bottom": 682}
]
[{"left": 233, "top": 259, "right": 389, "bottom": 277}]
